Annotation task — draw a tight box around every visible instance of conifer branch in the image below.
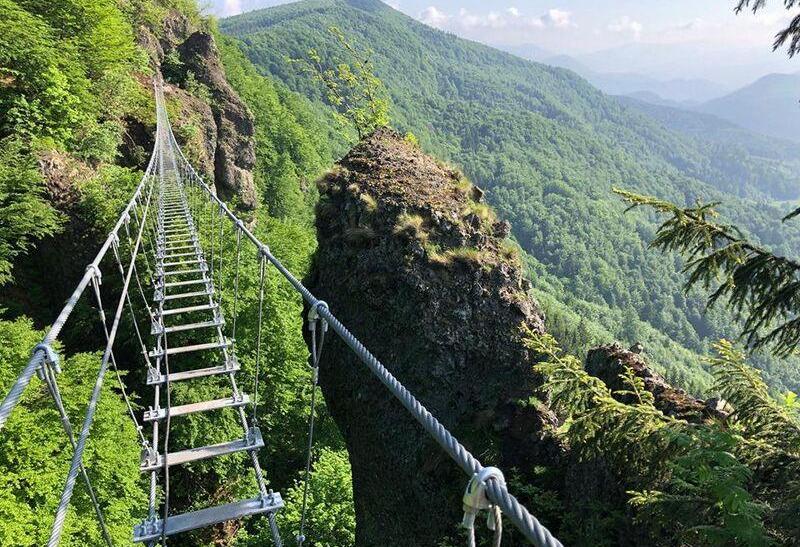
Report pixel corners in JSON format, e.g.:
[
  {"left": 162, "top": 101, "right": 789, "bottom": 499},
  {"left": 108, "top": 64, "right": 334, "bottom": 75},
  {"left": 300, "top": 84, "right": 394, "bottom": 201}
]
[{"left": 614, "top": 188, "right": 800, "bottom": 357}]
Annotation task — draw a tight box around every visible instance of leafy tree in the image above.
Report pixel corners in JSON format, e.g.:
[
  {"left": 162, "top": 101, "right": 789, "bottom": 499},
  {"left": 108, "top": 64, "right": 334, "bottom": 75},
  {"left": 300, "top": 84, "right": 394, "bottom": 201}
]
[
  {"left": 0, "top": 317, "right": 146, "bottom": 546},
  {"left": 291, "top": 26, "right": 390, "bottom": 140},
  {"left": 0, "top": 140, "right": 61, "bottom": 285},
  {"left": 277, "top": 448, "right": 356, "bottom": 547}
]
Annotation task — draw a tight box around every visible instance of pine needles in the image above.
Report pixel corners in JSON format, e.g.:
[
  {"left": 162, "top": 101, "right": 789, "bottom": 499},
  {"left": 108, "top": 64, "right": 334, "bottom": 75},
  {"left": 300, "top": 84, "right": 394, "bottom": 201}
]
[
  {"left": 614, "top": 188, "right": 800, "bottom": 357},
  {"left": 533, "top": 332, "right": 798, "bottom": 545}
]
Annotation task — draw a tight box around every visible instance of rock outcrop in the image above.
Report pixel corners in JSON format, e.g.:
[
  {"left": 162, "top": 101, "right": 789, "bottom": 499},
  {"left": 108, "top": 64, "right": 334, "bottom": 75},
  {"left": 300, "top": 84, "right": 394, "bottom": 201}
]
[
  {"left": 306, "top": 129, "right": 563, "bottom": 546},
  {"left": 586, "top": 343, "right": 729, "bottom": 423},
  {"left": 178, "top": 32, "right": 258, "bottom": 210},
  {"left": 133, "top": 11, "right": 258, "bottom": 210}
]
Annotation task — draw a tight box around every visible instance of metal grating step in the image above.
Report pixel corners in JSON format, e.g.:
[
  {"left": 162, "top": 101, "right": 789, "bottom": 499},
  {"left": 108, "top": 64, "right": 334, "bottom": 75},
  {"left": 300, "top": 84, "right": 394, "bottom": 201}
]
[
  {"left": 140, "top": 426, "right": 263, "bottom": 472},
  {"left": 160, "top": 288, "right": 214, "bottom": 302},
  {"left": 152, "top": 317, "right": 224, "bottom": 335},
  {"left": 158, "top": 266, "right": 208, "bottom": 278},
  {"left": 162, "top": 277, "right": 209, "bottom": 289},
  {"left": 146, "top": 357, "right": 239, "bottom": 385},
  {"left": 133, "top": 493, "right": 283, "bottom": 543},
  {"left": 161, "top": 250, "right": 202, "bottom": 259},
  {"left": 149, "top": 339, "right": 230, "bottom": 358},
  {"left": 143, "top": 394, "right": 249, "bottom": 422},
  {"left": 161, "top": 258, "right": 206, "bottom": 269},
  {"left": 159, "top": 303, "right": 218, "bottom": 317}
]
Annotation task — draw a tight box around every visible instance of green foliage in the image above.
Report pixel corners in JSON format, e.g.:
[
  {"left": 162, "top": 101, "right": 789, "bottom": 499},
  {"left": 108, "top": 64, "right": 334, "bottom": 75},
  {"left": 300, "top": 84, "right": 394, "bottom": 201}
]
[
  {"left": 0, "top": 140, "right": 61, "bottom": 285},
  {"left": 290, "top": 26, "right": 391, "bottom": 140},
  {"left": 277, "top": 448, "right": 356, "bottom": 547},
  {"left": 707, "top": 341, "right": 800, "bottom": 540},
  {"left": 0, "top": 0, "right": 143, "bottom": 148},
  {"left": 183, "top": 71, "right": 212, "bottom": 104},
  {"left": 75, "top": 165, "right": 141, "bottom": 231},
  {"left": 403, "top": 131, "right": 419, "bottom": 148},
  {"left": 532, "top": 333, "right": 678, "bottom": 482},
  {"left": 534, "top": 333, "right": 782, "bottom": 545},
  {"left": 217, "top": 33, "right": 334, "bottom": 220},
  {"left": 0, "top": 317, "right": 146, "bottom": 546},
  {"left": 629, "top": 428, "right": 770, "bottom": 547}
]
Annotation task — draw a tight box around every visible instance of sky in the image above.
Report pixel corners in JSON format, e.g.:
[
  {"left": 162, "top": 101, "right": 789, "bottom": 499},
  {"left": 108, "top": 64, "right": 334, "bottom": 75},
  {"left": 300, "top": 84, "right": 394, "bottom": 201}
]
[{"left": 206, "top": 0, "right": 798, "bottom": 86}]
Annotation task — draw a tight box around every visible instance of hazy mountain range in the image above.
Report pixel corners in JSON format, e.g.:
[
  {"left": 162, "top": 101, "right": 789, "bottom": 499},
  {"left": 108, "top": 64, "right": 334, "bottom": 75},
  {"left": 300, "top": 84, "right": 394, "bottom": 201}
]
[{"left": 501, "top": 43, "right": 800, "bottom": 143}]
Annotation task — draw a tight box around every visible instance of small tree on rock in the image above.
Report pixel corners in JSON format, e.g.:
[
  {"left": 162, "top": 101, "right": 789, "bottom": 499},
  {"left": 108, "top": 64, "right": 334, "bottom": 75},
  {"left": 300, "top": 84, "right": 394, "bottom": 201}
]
[{"left": 292, "top": 26, "right": 390, "bottom": 140}]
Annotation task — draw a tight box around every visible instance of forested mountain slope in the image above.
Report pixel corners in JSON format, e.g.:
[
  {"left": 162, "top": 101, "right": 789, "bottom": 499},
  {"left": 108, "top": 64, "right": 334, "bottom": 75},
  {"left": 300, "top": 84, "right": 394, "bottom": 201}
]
[
  {"left": 617, "top": 95, "right": 800, "bottom": 201},
  {"left": 222, "top": 0, "right": 800, "bottom": 393}
]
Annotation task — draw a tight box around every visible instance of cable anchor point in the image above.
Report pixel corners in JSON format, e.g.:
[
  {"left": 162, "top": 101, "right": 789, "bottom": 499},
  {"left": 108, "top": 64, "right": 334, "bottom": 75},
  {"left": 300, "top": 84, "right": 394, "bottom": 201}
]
[
  {"left": 33, "top": 342, "right": 61, "bottom": 378},
  {"left": 86, "top": 264, "right": 102, "bottom": 285},
  {"left": 462, "top": 467, "right": 504, "bottom": 546}
]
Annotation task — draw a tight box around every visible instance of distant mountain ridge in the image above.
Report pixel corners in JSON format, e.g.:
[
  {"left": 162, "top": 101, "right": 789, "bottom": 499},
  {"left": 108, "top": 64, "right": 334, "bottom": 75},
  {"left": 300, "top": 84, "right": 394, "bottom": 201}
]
[
  {"left": 696, "top": 72, "right": 800, "bottom": 143},
  {"left": 500, "top": 45, "right": 729, "bottom": 104}
]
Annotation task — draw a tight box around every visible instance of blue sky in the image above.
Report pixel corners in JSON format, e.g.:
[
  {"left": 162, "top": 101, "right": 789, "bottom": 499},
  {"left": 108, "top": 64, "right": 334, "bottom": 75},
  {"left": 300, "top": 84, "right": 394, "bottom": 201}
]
[{"left": 206, "top": 1, "right": 797, "bottom": 85}]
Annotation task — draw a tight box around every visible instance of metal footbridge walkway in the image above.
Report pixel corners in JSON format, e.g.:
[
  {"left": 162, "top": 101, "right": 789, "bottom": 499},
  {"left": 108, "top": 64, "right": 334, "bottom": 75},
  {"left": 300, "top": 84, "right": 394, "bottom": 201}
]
[{"left": 0, "top": 80, "right": 563, "bottom": 547}]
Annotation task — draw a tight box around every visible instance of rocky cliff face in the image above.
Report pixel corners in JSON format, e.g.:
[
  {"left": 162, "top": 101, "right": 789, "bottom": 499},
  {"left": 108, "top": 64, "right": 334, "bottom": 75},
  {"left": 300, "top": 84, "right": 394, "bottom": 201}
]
[
  {"left": 135, "top": 11, "right": 258, "bottom": 210},
  {"left": 306, "top": 129, "right": 563, "bottom": 545},
  {"left": 177, "top": 32, "right": 258, "bottom": 210}
]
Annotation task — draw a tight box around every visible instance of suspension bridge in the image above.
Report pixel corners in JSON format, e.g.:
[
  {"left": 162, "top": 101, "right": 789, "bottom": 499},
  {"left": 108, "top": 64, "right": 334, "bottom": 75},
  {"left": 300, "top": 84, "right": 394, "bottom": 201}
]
[{"left": 0, "top": 80, "right": 563, "bottom": 547}]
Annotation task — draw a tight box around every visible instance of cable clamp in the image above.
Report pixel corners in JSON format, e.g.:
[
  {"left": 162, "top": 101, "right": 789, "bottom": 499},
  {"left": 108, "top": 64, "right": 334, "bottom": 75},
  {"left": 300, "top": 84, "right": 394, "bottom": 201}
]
[
  {"left": 86, "top": 264, "right": 102, "bottom": 285},
  {"left": 309, "top": 301, "right": 329, "bottom": 333},
  {"left": 236, "top": 219, "right": 245, "bottom": 231},
  {"left": 34, "top": 342, "right": 61, "bottom": 378},
  {"left": 462, "top": 467, "right": 504, "bottom": 536},
  {"left": 258, "top": 244, "right": 270, "bottom": 258}
]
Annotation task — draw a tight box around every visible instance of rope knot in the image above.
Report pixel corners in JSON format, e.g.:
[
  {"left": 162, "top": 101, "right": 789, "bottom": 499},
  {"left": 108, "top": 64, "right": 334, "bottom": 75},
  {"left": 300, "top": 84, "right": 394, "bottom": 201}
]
[
  {"left": 258, "top": 244, "right": 270, "bottom": 258},
  {"left": 236, "top": 219, "right": 245, "bottom": 231}
]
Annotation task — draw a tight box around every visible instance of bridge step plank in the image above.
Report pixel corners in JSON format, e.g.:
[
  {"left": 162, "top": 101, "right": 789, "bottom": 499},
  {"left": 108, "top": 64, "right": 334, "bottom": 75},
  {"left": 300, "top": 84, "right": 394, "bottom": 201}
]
[
  {"left": 140, "top": 427, "right": 263, "bottom": 472},
  {"left": 162, "top": 288, "right": 214, "bottom": 301},
  {"left": 149, "top": 339, "right": 229, "bottom": 358},
  {"left": 160, "top": 303, "right": 217, "bottom": 316},
  {"left": 146, "top": 358, "right": 239, "bottom": 385},
  {"left": 143, "top": 394, "right": 249, "bottom": 422},
  {"left": 153, "top": 318, "right": 224, "bottom": 335},
  {"left": 133, "top": 494, "right": 283, "bottom": 543}
]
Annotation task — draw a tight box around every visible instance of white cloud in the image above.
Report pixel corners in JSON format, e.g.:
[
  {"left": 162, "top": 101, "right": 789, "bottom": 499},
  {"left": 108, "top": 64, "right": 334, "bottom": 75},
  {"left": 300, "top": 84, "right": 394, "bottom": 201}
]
[
  {"left": 608, "top": 16, "right": 643, "bottom": 40},
  {"left": 419, "top": 6, "right": 450, "bottom": 28},
  {"left": 222, "top": 0, "right": 242, "bottom": 16},
  {"left": 541, "top": 9, "right": 574, "bottom": 29},
  {"left": 458, "top": 8, "right": 480, "bottom": 28},
  {"left": 415, "top": 5, "right": 583, "bottom": 44},
  {"left": 675, "top": 17, "right": 705, "bottom": 32}
]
